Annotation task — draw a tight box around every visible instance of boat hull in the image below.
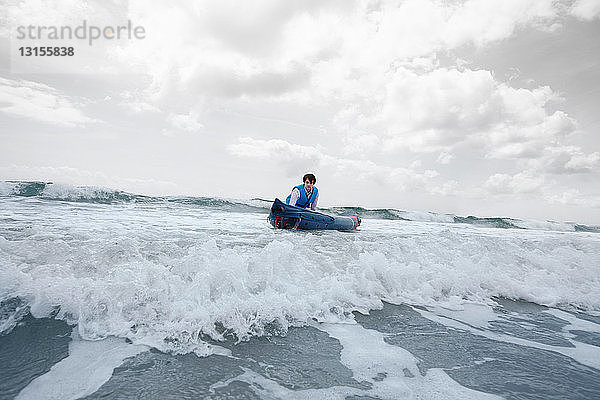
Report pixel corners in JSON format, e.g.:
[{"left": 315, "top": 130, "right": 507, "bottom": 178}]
[{"left": 268, "top": 198, "right": 360, "bottom": 231}]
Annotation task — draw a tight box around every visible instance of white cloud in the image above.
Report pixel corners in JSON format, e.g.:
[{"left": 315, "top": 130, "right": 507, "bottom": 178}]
[
  {"left": 228, "top": 137, "right": 323, "bottom": 176},
  {"left": 485, "top": 109, "right": 577, "bottom": 160},
  {"left": 547, "top": 189, "right": 600, "bottom": 208},
  {"left": 436, "top": 151, "right": 455, "bottom": 164},
  {"left": 378, "top": 68, "right": 498, "bottom": 145},
  {"left": 121, "top": 101, "right": 161, "bottom": 114},
  {"left": 228, "top": 137, "right": 456, "bottom": 195},
  {"left": 330, "top": 65, "right": 593, "bottom": 180},
  {"left": 442, "top": 0, "right": 558, "bottom": 47},
  {"left": 571, "top": 0, "right": 600, "bottom": 20},
  {"left": 182, "top": 63, "right": 311, "bottom": 100},
  {"left": 484, "top": 172, "right": 547, "bottom": 194},
  {"left": 3, "top": 1, "right": 567, "bottom": 102},
  {"left": 530, "top": 146, "right": 600, "bottom": 174},
  {"left": 167, "top": 112, "right": 204, "bottom": 132},
  {"left": 341, "top": 134, "right": 381, "bottom": 155},
  {"left": 0, "top": 77, "right": 96, "bottom": 127},
  {"left": 228, "top": 137, "right": 321, "bottom": 160},
  {"left": 119, "top": 91, "right": 161, "bottom": 114},
  {"left": 103, "top": 0, "right": 566, "bottom": 108},
  {"left": 13, "top": 0, "right": 567, "bottom": 145},
  {"left": 334, "top": 67, "right": 578, "bottom": 158}
]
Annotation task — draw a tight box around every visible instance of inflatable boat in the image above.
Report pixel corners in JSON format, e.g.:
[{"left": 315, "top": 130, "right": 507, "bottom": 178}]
[{"left": 268, "top": 198, "right": 360, "bottom": 231}]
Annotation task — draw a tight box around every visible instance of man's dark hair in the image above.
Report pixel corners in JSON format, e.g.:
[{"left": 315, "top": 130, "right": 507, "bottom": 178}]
[{"left": 302, "top": 173, "right": 316, "bottom": 184}]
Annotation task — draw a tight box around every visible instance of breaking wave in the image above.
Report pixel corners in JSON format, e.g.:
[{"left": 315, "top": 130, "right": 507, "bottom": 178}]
[{"left": 1, "top": 180, "right": 598, "bottom": 232}]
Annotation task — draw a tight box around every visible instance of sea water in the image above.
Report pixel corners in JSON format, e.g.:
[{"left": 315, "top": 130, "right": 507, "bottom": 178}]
[{"left": 0, "top": 181, "right": 599, "bottom": 399}]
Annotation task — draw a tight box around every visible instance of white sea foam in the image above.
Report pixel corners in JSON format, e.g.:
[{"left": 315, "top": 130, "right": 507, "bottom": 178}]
[
  {"left": 210, "top": 322, "right": 501, "bottom": 399},
  {"left": 545, "top": 309, "right": 600, "bottom": 334},
  {"left": 0, "top": 301, "right": 29, "bottom": 334},
  {"left": 427, "top": 302, "right": 500, "bottom": 329},
  {"left": 417, "top": 308, "right": 600, "bottom": 370},
  {"left": 511, "top": 219, "right": 578, "bottom": 232},
  {"left": 398, "top": 210, "right": 455, "bottom": 223},
  {"left": 16, "top": 331, "right": 148, "bottom": 400},
  {"left": 1, "top": 196, "right": 599, "bottom": 355},
  {"left": 319, "top": 322, "right": 501, "bottom": 399},
  {"left": 38, "top": 183, "right": 118, "bottom": 201},
  {"left": 0, "top": 181, "right": 16, "bottom": 196},
  {"left": 210, "top": 368, "right": 361, "bottom": 399}
]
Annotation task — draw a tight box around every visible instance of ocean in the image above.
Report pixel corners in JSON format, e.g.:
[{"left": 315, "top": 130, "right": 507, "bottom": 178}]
[{"left": 1, "top": 181, "right": 599, "bottom": 399}]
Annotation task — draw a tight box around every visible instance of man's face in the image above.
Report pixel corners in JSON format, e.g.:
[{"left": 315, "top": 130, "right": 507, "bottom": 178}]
[{"left": 304, "top": 180, "right": 314, "bottom": 191}]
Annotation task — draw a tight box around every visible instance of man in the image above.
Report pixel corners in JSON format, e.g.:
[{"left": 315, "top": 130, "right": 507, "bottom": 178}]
[{"left": 286, "top": 173, "right": 319, "bottom": 211}]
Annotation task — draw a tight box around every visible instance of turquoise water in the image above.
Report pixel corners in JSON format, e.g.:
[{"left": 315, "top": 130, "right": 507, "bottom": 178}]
[{"left": 1, "top": 181, "right": 599, "bottom": 399}]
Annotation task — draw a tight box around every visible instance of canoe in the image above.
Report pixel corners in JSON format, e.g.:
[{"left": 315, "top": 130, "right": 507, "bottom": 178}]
[{"left": 268, "top": 198, "right": 360, "bottom": 231}]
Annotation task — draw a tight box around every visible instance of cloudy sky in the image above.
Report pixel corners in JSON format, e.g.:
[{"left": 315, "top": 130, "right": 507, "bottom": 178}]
[{"left": 1, "top": 0, "right": 600, "bottom": 223}]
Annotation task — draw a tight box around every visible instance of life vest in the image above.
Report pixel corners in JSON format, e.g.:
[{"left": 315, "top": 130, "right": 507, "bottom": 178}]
[{"left": 285, "top": 184, "right": 318, "bottom": 209}]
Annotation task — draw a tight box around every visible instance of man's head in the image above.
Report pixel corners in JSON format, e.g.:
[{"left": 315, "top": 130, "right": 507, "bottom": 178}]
[{"left": 302, "top": 173, "right": 316, "bottom": 191}]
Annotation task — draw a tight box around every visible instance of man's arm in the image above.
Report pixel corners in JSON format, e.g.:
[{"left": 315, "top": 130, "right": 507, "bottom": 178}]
[
  {"left": 289, "top": 187, "right": 300, "bottom": 206},
  {"left": 310, "top": 191, "right": 319, "bottom": 211}
]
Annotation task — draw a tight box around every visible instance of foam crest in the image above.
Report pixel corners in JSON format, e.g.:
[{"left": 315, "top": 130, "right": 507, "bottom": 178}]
[{"left": 39, "top": 183, "right": 140, "bottom": 203}]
